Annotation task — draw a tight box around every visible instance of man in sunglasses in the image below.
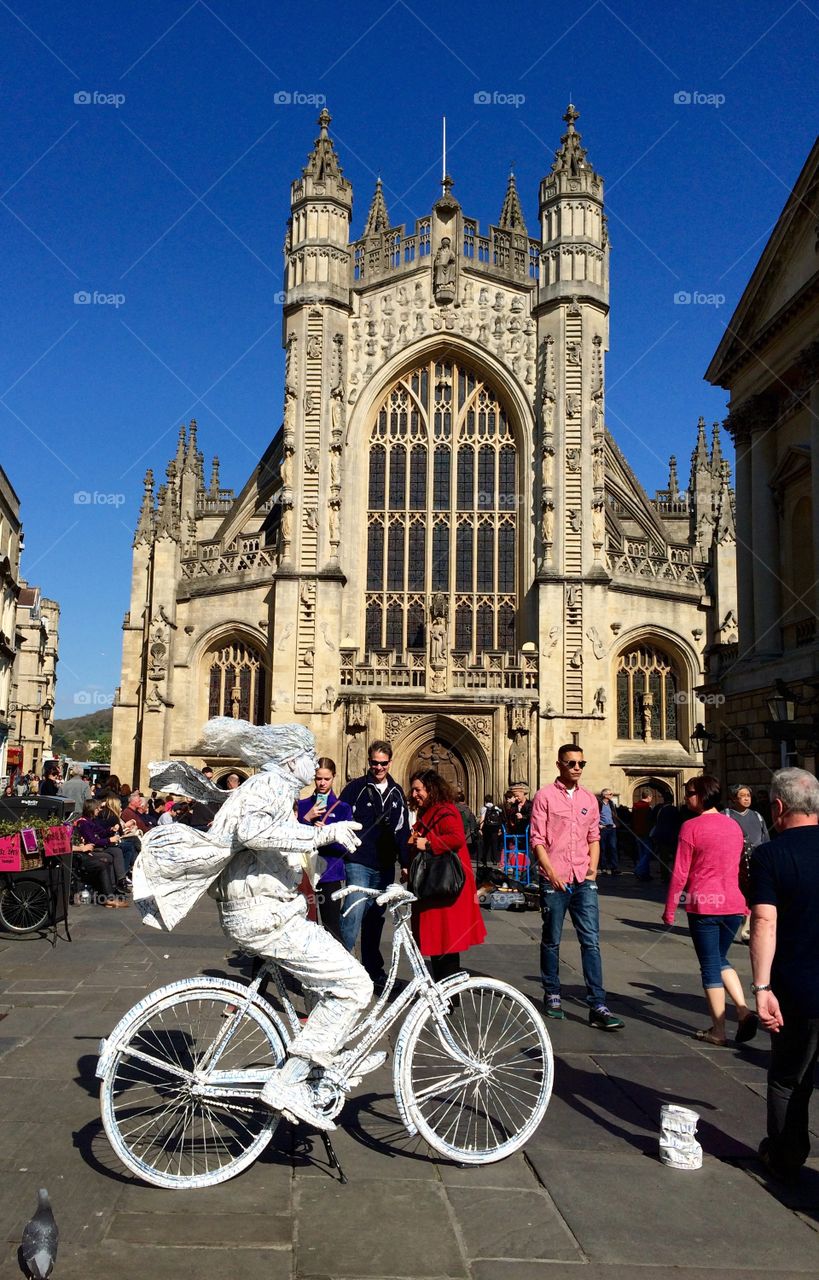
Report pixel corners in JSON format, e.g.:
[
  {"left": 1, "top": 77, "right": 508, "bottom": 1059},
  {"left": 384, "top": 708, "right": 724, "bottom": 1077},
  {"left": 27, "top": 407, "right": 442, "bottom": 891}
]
[
  {"left": 530, "top": 744, "right": 625, "bottom": 1030},
  {"left": 339, "top": 739, "right": 409, "bottom": 993}
]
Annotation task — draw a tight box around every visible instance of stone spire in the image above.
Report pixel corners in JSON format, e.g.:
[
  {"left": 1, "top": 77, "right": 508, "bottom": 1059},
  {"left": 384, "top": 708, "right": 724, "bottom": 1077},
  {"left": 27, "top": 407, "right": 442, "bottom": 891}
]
[
  {"left": 668, "top": 455, "right": 679, "bottom": 499},
  {"left": 691, "top": 416, "right": 709, "bottom": 477},
  {"left": 715, "top": 461, "right": 735, "bottom": 542},
  {"left": 210, "top": 456, "right": 220, "bottom": 497},
  {"left": 551, "top": 103, "right": 590, "bottom": 177},
  {"left": 155, "top": 462, "right": 180, "bottom": 540},
  {"left": 134, "top": 469, "right": 155, "bottom": 546},
  {"left": 710, "top": 420, "right": 723, "bottom": 475},
  {"left": 498, "top": 169, "right": 527, "bottom": 234},
  {"left": 302, "top": 107, "right": 345, "bottom": 185},
  {"left": 363, "top": 177, "right": 390, "bottom": 237},
  {"left": 183, "top": 419, "right": 199, "bottom": 474},
  {"left": 174, "top": 423, "right": 186, "bottom": 474}
]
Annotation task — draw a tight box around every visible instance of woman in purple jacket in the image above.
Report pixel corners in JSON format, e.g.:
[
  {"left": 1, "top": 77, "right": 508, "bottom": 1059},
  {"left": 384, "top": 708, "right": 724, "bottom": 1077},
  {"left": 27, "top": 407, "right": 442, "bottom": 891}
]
[{"left": 297, "top": 757, "right": 352, "bottom": 943}]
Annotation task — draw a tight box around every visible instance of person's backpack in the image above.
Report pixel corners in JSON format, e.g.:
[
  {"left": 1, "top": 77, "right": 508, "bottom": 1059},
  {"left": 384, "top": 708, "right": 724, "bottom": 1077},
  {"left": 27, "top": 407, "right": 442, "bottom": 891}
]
[{"left": 483, "top": 804, "right": 502, "bottom": 832}]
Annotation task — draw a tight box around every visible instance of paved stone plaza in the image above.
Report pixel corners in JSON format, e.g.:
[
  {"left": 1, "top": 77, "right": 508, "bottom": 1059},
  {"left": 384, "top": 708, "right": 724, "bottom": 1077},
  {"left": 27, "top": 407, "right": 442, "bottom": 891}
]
[{"left": 2, "top": 879, "right": 818, "bottom": 1278}]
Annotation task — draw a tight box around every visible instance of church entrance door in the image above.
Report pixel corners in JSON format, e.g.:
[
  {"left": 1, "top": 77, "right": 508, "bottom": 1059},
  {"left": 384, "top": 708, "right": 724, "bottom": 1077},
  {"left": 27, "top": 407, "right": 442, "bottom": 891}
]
[{"left": 408, "top": 739, "right": 465, "bottom": 797}]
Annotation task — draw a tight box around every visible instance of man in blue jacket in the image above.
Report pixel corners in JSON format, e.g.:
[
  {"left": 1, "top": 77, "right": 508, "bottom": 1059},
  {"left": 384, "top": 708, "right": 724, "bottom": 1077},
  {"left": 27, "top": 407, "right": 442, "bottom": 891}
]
[{"left": 339, "top": 738, "right": 409, "bottom": 992}]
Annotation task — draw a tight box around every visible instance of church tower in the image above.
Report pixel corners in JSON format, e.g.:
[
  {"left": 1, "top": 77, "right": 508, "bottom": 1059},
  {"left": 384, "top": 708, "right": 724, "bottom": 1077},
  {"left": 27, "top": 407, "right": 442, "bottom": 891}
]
[
  {"left": 271, "top": 109, "right": 353, "bottom": 720},
  {"left": 535, "top": 104, "right": 610, "bottom": 743}
]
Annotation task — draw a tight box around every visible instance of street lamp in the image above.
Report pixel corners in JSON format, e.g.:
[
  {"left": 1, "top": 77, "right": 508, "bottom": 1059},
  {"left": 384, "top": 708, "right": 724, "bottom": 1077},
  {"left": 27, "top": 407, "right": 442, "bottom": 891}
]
[
  {"left": 691, "top": 722, "right": 711, "bottom": 754},
  {"left": 767, "top": 681, "right": 797, "bottom": 724}
]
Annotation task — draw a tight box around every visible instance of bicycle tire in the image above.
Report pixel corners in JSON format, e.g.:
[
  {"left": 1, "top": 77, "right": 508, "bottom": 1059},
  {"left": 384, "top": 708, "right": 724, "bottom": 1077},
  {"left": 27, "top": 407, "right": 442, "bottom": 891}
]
[
  {"left": 100, "top": 981, "right": 287, "bottom": 1188},
  {"left": 0, "top": 878, "right": 50, "bottom": 933},
  {"left": 398, "top": 976, "right": 553, "bottom": 1164}
]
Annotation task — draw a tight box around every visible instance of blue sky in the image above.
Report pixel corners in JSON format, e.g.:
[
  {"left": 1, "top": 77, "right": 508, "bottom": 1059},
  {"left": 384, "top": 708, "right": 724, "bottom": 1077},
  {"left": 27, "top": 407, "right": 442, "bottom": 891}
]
[{"left": 1, "top": 0, "right": 816, "bottom": 716}]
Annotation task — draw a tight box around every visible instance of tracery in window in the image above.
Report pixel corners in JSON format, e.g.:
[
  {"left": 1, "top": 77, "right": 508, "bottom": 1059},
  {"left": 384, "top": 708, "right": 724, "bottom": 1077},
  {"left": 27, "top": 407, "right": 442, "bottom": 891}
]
[
  {"left": 206, "top": 640, "right": 266, "bottom": 724},
  {"left": 365, "top": 357, "right": 518, "bottom": 658},
  {"left": 615, "top": 644, "right": 680, "bottom": 740}
]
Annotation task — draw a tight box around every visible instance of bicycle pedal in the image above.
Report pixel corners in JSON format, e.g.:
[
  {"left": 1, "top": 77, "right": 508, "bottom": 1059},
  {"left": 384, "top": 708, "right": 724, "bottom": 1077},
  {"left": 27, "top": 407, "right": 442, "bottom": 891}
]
[{"left": 346, "top": 1050, "right": 387, "bottom": 1087}]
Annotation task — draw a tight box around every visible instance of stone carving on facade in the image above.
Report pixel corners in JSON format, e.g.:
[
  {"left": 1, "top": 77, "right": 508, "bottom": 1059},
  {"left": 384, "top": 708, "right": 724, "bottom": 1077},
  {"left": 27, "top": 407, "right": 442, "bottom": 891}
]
[
  {"left": 433, "top": 236, "right": 457, "bottom": 304},
  {"left": 568, "top": 509, "right": 582, "bottom": 533},
  {"left": 320, "top": 621, "right": 336, "bottom": 650},
  {"left": 303, "top": 647, "right": 315, "bottom": 669},
  {"left": 592, "top": 501, "right": 605, "bottom": 548},
  {"left": 383, "top": 712, "right": 416, "bottom": 741},
  {"left": 566, "top": 340, "right": 582, "bottom": 366},
  {"left": 280, "top": 505, "right": 293, "bottom": 557},
  {"left": 328, "top": 500, "right": 341, "bottom": 557},
  {"left": 306, "top": 334, "right": 322, "bottom": 361},
  {"left": 540, "top": 502, "right": 555, "bottom": 555},
  {"left": 566, "top": 393, "right": 580, "bottom": 418},
  {"left": 304, "top": 389, "right": 316, "bottom": 415},
  {"left": 449, "top": 713, "right": 491, "bottom": 748},
  {"left": 592, "top": 686, "right": 607, "bottom": 717},
  {"left": 320, "top": 684, "right": 337, "bottom": 714},
  {"left": 346, "top": 731, "right": 367, "bottom": 782},
  {"left": 539, "top": 698, "right": 558, "bottom": 718},
  {"left": 566, "top": 447, "right": 580, "bottom": 472},
  {"left": 281, "top": 444, "right": 294, "bottom": 492},
  {"left": 569, "top": 648, "right": 583, "bottom": 669},
  {"left": 305, "top": 507, "right": 318, "bottom": 533},
  {"left": 639, "top": 692, "right": 653, "bottom": 741},
  {"left": 542, "top": 624, "right": 561, "bottom": 657},
  {"left": 541, "top": 445, "right": 555, "bottom": 490},
  {"left": 586, "top": 625, "right": 605, "bottom": 659},
  {"left": 509, "top": 731, "right": 529, "bottom": 786},
  {"left": 566, "top": 583, "right": 581, "bottom": 618},
  {"left": 592, "top": 446, "right": 604, "bottom": 489},
  {"left": 304, "top": 448, "right": 319, "bottom": 473},
  {"left": 718, "top": 608, "right": 739, "bottom": 643}
]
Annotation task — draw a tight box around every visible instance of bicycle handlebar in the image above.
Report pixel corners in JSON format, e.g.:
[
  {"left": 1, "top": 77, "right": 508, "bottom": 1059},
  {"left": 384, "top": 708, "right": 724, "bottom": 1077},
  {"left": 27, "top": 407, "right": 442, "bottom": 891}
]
[{"left": 331, "top": 883, "right": 415, "bottom": 908}]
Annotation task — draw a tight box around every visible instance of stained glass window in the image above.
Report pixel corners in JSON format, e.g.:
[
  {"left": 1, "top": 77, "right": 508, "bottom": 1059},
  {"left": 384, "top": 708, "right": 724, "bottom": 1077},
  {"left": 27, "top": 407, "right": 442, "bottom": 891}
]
[
  {"left": 615, "top": 645, "right": 682, "bottom": 741},
  {"left": 365, "top": 357, "right": 518, "bottom": 663},
  {"left": 205, "top": 642, "right": 266, "bottom": 724}
]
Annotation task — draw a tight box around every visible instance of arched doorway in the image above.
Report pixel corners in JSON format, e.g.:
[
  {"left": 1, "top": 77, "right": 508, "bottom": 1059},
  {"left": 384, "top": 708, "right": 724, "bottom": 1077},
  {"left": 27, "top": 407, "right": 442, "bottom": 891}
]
[
  {"left": 389, "top": 713, "right": 489, "bottom": 810},
  {"left": 629, "top": 776, "right": 674, "bottom": 807}
]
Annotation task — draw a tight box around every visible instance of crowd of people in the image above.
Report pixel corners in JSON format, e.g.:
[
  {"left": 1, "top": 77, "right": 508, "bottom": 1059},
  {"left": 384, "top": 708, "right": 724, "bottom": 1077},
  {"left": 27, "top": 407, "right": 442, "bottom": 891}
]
[{"left": 17, "top": 739, "right": 819, "bottom": 1183}]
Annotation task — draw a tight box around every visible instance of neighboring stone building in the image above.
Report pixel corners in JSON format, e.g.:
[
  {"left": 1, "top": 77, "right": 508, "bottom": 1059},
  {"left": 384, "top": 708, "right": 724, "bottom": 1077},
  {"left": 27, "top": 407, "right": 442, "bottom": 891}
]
[
  {"left": 703, "top": 137, "right": 819, "bottom": 786},
  {"left": 9, "top": 582, "right": 60, "bottom": 775},
  {"left": 0, "top": 465, "right": 22, "bottom": 781},
  {"left": 113, "top": 106, "right": 735, "bottom": 804}
]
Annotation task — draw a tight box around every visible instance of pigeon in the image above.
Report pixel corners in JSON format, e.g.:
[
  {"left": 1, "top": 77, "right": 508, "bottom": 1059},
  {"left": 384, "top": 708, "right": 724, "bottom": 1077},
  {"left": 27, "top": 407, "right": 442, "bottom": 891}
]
[{"left": 20, "top": 1188, "right": 58, "bottom": 1279}]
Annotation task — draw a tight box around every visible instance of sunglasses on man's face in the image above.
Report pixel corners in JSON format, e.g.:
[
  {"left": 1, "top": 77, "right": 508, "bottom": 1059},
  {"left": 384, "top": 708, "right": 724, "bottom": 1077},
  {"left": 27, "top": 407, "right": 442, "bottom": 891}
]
[
  {"left": 561, "top": 759, "right": 586, "bottom": 769},
  {"left": 369, "top": 760, "right": 390, "bottom": 769}
]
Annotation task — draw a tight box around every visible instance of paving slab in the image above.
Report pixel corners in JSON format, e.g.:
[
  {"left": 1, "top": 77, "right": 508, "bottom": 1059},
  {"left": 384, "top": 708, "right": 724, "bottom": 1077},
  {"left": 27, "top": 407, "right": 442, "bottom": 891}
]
[
  {"left": 295, "top": 1178, "right": 467, "bottom": 1278},
  {"left": 525, "top": 1147, "right": 819, "bottom": 1270},
  {"left": 1, "top": 1240, "right": 292, "bottom": 1280},
  {"left": 444, "top": 1185, "right": 582, "bottom": 1263}
]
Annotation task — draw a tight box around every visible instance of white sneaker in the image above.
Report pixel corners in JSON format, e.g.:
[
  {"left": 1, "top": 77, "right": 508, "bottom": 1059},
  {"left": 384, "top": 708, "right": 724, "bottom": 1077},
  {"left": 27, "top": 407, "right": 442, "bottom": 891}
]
[{"left": 260, "top": 1076, "right": 336, "bottom": 1130}]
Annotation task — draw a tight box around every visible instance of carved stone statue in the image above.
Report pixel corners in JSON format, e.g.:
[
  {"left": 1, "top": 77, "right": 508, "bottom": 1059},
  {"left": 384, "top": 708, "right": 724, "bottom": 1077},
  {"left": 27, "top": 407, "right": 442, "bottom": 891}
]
[
  {"left": 328, "top": 501, "right": 340, "bottom": 548},
  {"left": 542, "top": 445, "right": 555, "bottom": 489},
  {"left": 566, "top": 393, "right": 580, "bottom": 418},
  {"left": 283, "top": 388, "right": 296, "bottom": 443},
  {"left": 429, "top": 615, "right": 447, "bottom": 665},
  {"left": 304, "top": 448, "right": 319, "bottom": 473},
  {"left": 346, "top": 731, "right": 367, "bottom": 781},
  {"left": 433, "top": 236, "right": 456, "bottom": 302},
  {"left": 566, "top": 447, "right": 580, "bottom": 472},
  {"left": 306, "top": 334, "right": 322, "bottom": 360},
  {"left": 566, "top": 583, "right": 581, "bottom": 613},
  {"left": 568, "top": 509, "right": 582, "bottom": 533},
  {"left": 330, "top": 385, "right": 345, "bottom": 435},
  {"left": 281, "top": 447, "right": 294, "bottom": 491},
  {"left": 541, "top": 502, "right": 554, "bottom": 547},
  {"left": 592, "top": 502, "right": 605, "bottom": 547},
  {"left": 586, "top": 625, "right": 605, "bottom": 659},
  {"left": 593, "top": 686, "right": 607, "bottom": 717},
  {"left": 640, "top": 692, "right": 654, "bottom": 741},
  {"left": 567, "top": 340, "right": 582, "bottom": 365},
  {"left": 719, "top": 608, "right": 739, "bottom": 642},
  {"left": 592, "top": 447, "right": 604, "bottom": 488},
  {"left": 509, "top": 731, "right": 528, "bottom": 787}
]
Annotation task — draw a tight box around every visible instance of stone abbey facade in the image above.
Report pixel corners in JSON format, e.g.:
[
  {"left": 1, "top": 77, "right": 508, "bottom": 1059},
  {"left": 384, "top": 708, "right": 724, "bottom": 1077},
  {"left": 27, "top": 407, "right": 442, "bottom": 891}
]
[{"left": 112, "top": 107, "right": 736, "bottom": 804}]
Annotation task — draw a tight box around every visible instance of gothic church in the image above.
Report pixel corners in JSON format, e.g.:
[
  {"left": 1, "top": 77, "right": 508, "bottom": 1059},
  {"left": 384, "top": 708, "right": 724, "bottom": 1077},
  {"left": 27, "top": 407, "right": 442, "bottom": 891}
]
[{"left": 112, "top": 107, "right": 736, "bottom": 804}]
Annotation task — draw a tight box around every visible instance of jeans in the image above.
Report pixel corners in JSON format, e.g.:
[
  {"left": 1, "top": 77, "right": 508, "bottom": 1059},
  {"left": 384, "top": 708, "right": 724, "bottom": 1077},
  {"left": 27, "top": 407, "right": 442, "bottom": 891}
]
[
  {"left": 687, "top": 913, "right": 745, "bottom": 988},
  {"left": 634, "top": 839, "right": 652, "bottom": 878},
  {"left": 540, "top": 878, "right": 606, "bottom": 1008},
  {"left": 767, "top": 1014, "right": 819, "bottom": 1174},
  {"left": 338, "top": 861, "right": 395, "bottom": 982},
  {"left": 599, "top": 827, "right": 619, "bottom": 872}
]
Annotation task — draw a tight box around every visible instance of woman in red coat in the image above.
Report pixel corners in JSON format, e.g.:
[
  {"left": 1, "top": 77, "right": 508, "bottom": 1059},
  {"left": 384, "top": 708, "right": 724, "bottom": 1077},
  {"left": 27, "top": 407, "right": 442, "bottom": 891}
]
[{"left": 408, "top": 770, "right": 486, "bottom": 983}]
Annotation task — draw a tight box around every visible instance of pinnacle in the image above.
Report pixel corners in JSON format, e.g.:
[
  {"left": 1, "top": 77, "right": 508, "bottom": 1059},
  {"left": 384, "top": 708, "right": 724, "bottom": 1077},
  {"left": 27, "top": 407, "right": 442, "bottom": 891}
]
[
  {"left": 363, "top": 177, "right": 391, "bottom": 237},
  {"left": 498, "top": 169, "right": 528, "bottom": 234}
]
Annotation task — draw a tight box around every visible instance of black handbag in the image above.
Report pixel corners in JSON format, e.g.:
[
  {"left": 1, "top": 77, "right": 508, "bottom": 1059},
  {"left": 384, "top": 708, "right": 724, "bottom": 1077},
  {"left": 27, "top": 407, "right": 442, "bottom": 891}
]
[{"left": 408, "top": 817, "right": 466, "bottom": 903}]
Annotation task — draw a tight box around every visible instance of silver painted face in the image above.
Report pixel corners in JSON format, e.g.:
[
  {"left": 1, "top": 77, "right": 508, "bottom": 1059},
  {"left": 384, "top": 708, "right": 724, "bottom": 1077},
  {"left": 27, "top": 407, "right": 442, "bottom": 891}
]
[{"left": 286, "top": 751, "right": 318, "bottom": 787}]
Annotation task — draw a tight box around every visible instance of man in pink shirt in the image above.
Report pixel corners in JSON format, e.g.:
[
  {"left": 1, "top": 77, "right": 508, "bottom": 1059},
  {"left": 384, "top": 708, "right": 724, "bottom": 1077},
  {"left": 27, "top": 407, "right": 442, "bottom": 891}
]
[{"left": 531, "top": 744, "right": 624, "bottom": 1030}]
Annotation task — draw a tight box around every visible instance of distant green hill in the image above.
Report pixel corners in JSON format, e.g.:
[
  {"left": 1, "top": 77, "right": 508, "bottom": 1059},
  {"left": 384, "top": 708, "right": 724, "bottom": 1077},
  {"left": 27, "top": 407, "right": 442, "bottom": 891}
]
[{"left": 52, "top": 707, "right": 114, "bottom": 758}]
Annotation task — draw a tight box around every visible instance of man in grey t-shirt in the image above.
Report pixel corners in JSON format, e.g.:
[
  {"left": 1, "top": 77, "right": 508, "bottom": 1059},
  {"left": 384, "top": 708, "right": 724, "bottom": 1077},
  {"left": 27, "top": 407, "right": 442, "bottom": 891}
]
[
  {"left": 725, "top": 783, "right": 768, "bottom": 942},
  {"left": 61, "top": 766, "right": 91, "bottom": 817}
]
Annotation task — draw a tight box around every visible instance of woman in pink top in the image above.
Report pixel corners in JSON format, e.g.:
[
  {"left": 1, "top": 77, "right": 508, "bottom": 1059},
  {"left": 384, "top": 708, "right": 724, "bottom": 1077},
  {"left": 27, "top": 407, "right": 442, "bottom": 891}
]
[{"left": 663, "top": 774, "right": 757, "bottom": 1047}]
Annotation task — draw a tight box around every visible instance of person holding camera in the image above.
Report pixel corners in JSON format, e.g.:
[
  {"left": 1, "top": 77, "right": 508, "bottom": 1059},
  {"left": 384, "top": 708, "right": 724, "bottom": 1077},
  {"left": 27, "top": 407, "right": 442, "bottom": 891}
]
[{"left": 297, "top": 756, "right": 352, "bottom": 943}]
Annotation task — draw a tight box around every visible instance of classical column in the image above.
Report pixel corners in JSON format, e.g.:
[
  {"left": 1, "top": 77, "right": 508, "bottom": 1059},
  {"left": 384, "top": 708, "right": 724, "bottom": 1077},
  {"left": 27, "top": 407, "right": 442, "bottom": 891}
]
[{"left": 750, "top": 418, "right": 781, "bottom": 656}]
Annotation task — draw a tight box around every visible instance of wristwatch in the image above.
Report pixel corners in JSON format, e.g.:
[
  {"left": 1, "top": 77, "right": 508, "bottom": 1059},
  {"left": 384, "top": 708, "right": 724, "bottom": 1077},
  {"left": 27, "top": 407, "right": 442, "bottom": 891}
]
[{"left": 751, "top": 983, "right": 771, "bottom": 993}]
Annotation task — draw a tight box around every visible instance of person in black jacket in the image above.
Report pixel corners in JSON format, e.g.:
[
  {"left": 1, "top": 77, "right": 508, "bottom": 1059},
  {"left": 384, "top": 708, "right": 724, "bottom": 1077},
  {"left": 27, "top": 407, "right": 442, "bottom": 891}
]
[{"left": 338, "top": 738, "right": 409, "bottom": 992}]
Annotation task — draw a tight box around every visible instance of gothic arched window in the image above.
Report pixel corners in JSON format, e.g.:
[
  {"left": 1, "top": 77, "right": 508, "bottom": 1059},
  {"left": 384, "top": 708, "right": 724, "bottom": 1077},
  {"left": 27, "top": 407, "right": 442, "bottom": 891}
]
[
  {"left": 365, "top": 358, "right": 518, "bottom": 658},
  {"left": 615, "top": 644, "right": 680, "bottom": 741},
  {"left": 206, "top": 640, "right": 267, "bottom": 724}
]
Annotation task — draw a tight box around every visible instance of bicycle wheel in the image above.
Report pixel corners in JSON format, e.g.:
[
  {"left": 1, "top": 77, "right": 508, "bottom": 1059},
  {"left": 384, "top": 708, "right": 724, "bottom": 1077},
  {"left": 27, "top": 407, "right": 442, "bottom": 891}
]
[
  {"left": 0, "top": 878, "right": 50, "bottom": 933},
  {"left": 399, "top": 977, "right": 553, "bottom": 1164},
  {"left": 101, "top": 985, "right": 286, "bottom": 1188}
]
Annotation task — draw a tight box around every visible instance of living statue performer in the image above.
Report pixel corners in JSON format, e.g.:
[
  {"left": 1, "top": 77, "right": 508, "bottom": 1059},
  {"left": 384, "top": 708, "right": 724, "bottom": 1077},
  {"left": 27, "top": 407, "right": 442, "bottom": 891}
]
[{"left": 133, "top": 718, "right": 372, "bottom": 1130}]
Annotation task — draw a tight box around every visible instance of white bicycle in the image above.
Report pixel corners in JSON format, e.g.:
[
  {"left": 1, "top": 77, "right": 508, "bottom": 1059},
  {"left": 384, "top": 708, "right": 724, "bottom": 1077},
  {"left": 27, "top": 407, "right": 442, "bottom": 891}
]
[{"left": 96, "top": 883, "right": 553, "bottom": 1188}]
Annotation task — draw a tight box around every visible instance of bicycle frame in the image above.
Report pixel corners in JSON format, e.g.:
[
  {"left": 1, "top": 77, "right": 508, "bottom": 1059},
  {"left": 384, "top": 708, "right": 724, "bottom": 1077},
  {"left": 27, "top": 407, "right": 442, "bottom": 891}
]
[{"left": 189, "top": 891, "right": 479, "bottom": 1103}]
